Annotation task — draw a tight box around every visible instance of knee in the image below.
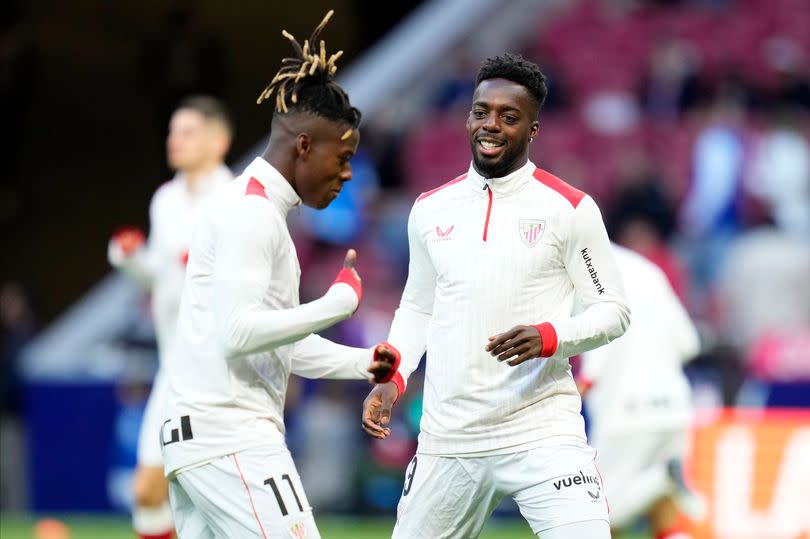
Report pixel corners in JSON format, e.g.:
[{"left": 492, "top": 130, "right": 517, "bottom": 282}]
[{"left": 133, "top": 469, "right": 169, "bottom": 507}]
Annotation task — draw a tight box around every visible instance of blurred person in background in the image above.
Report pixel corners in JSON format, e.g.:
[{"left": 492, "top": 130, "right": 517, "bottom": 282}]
[
  {"left": 578, "top": 244, "right": 702, "bottom": 539},
  {"left": 606, "top": 149, "right": 688, "bottom": 300},
  {"left": 160, "top": 13, "right": 399, "bottom": 538},
  {"left": 763, "top": 36, "right": 810, "bottom": 111},
  {"left": 679, "top": 96, "right": 748, "bottom": 301},
  {"left": 0, "top": 281, "right": 36, "bottom": 511},
  {"left": 746, "top": 107, "right": 810, "bottom": 239},
  {"left": 362, "top": 53, "right": 630, "bottom": 539},
  {"left": 714, "top": 223, "right": 810, "bottom": 385},
  {"left": 107, "top": 96, "right": 233, "bottom": 539}
]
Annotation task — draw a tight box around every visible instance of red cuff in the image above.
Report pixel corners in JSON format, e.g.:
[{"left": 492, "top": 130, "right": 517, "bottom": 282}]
[
  {"left": 332, "top": 267, "right": 362, "bottom": 306},
  {"left": 375, "top": 341, "right": 401, "bottom": 383},
  {"left": 138, "top": 532, "right": 174, "bottom": 539},
  {"left": 112, "top": 227, "right": 145, "bottom": 255},
  {"left": 390, "top": 371, "right": 405, "bottom": 402},
  {"left": 531, "top": 322, "right": 558, "bottom": 357}
]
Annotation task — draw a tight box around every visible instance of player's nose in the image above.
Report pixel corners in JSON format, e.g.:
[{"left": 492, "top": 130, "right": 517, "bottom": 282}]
[{"left": 340, "top": 163, "right": 352, "bottom": 181}]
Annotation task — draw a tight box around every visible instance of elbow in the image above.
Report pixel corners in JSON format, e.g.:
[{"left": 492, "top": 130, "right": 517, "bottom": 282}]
[
  {"left": 219, "top": 335, "right": 243, "bottom": 360},
  {"left": 218, "top": 322, "right": 249, "bottom": 360},
  {"left": 609, "top": 302, "right": 631, "bottom": 342}
]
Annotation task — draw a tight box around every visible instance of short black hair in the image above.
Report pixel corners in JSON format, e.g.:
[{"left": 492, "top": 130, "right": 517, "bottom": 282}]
[
  {"left": 257, "top": 10, "right": 361, "bottom": 131},
  {"left": 476, "top": 53, "right": 548, "bottom": 112},
  {"left": 177, "top": 95, "right": 234, "bottom": 135}
]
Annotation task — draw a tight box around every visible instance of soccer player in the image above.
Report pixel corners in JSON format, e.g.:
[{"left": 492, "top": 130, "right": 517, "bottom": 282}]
[
  {"left": 362, "top": 53, "right": 631, "bottom": 539},
  {"left": 108, "top": 95, "right": 233, "bottom": 539},
  {"left": 161, "top": 12, "right": 399, "bottom": 539},
  {"left": 578, "top": 244, "right": 702, "bottom": 539}
]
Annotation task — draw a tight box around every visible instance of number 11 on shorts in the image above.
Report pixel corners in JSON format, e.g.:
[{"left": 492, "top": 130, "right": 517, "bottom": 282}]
[{"left": 265, "top": 474, "right": 304, "bottom": 516}]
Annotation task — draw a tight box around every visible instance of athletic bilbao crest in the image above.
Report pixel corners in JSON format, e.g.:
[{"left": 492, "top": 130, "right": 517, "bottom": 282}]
[
  {"left": 519, "top": 219, "right": 546, "bottom": 247},
  {"left": 289, "top": 521, "right": 307, "bottom": 539}
]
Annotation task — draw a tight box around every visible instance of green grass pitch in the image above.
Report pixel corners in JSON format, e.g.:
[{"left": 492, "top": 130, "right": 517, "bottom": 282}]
[{"left": 0, "top": 514, "right": 646, "bottom": 538}]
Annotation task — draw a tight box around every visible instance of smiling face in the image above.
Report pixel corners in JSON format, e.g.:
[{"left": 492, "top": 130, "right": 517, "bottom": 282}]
[
  {"left": 467, "top": 78, "right": 539, "bottom": 178},
  {"left": 292, "top": 117, "right": 360, "bottom": 209}
]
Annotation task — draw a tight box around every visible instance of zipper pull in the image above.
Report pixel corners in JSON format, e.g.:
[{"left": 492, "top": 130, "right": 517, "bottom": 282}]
[{"left": 483, "top": 182, "right": 489, "bottom": 191}]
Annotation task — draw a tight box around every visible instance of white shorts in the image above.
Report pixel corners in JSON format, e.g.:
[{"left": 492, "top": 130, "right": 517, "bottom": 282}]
[
  {"left": 592, "top": 428, "right": 686, "bottom": 528},
  {"left": 168, "top": 444, "right": 320, "bottom": 539},
  {"left": 393, "top": 436, "right": 609, "bottom": 539},
  {"left": 137, "top": 368, "right": 168, "bottom": 467}
]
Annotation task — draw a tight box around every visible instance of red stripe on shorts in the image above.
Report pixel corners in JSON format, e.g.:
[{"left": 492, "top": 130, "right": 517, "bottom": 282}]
[
  {"left": 232, "top": 453, "right": 269, "bottom": 539},
  {"left": 594, "top": 451, "right": 610, "bottom": 514}
]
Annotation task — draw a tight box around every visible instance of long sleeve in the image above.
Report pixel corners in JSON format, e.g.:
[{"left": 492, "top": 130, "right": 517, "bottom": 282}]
[
  {"left": 213, "top": 199, "right": 359, "bottom": 359},
  {"left": 287, "top": 334, "right": 372, "bottom": 379},
  {"left": 543, "top": 196, "right": 630, "bottom": 360},
  {"left": 108, "top": 241, "right": 157, "bottom": 287},
  {"left": 386, "top": 204, "right": 434, "bottom": 390},
  {"left": 108, "top": 195, "right": 162, "bottom": 287}
]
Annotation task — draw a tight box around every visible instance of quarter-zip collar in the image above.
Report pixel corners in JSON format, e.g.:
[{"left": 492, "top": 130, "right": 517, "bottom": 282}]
[
  {"left": 466, "top": 159, "right": 536, "bottom": 197},
  {"left": 242, "top": 157, "right": 302, "bottom": 215}
]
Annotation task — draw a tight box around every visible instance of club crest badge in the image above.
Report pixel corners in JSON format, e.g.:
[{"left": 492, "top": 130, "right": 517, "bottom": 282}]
[
  {"left": 519, "top": 219, "right": 546, "bottom": 247},
  {"left": 289, "top": 521, "right": 307, "bottom": 539}
]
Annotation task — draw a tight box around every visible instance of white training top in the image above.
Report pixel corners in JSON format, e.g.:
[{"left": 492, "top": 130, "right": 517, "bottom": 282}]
[
  {"left": 388, "top": 160, "right": 630, "bottom": 456},
  {"left": 581, "top": 244, "right": 700, "bottom": 437},
  {"left": 108, "top": 166, "right": 233, "bottom": 363},
  {"left": 162, "top": 157, "right": 374, "bottom": 477}
]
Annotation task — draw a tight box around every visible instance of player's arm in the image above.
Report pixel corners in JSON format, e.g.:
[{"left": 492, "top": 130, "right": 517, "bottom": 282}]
[
  {"left": 363, "top": 203, "right": 435, "bottom": 438},
  {"left": 107, "top": 193, "right": 162, "bottom": 287},
  {"left": 213, "top": 200, "right": 362, "bottom": 359},
  {"left": 287, "top": 334, "right": 400, "bottom": 383},
  {"left": 487, "top": 195, "right": 630, "bottom": 365}
]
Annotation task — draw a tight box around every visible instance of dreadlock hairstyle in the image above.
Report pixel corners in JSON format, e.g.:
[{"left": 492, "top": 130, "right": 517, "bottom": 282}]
[
  {"left": 257, "top": 10, "right": 361, "bottom": 141},
  {"left": 476, "top": 53, "right": 548, "bottom": 112}
]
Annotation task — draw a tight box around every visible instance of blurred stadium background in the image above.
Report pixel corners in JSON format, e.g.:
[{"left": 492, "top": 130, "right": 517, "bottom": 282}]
[{"left": 2, "top": 0, "right": 809, "bottom": 537}]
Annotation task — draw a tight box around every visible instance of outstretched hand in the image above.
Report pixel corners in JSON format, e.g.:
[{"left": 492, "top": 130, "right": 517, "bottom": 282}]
[
  {"left": 112, "top": 227, "right": 145, "bottom": 256},
  {"left": 361, "top": 381, "right": 398, "bottom": 439},
  {"left": 485, "top": 325, "right": 543, "bottom": 366},
  {"left": 367, "top": 343, "right": 399, "bottom": 383}
]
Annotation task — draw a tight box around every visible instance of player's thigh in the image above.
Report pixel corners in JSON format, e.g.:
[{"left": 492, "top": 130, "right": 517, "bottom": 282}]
[
  {"left": 168, "top": 476, "right": 215, "bottom": 539},
  {"left": 539, "top": 519, "right": 611, "bottom": 539},
  {"left": 175, "top": 446, "right": 321, "bottom": 539},
  {"left": 510, "top": 440, "right": 609, "bottom": 535},
  {"left": 137, "top": 369, "right": 168, "bottom": 468},
  {"left": 393, "top": 453, "right": 498, "bottom": 539}
]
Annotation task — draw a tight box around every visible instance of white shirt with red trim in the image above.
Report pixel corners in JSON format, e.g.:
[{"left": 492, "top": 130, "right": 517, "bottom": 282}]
[
  {"left": 387, "top": 159, "right": 630, "bottom": 456},
  {"left": 580, "top": 244, "right": 699, "bottom": 438},
  {"left": 162, "top": 157, "right": 375, "bottom": 477},
  {"left": 108, "top": 166, "right": 233, "bottom": 364}
]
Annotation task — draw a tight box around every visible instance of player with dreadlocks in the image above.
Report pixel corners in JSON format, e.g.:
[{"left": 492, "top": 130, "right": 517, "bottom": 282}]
[
  {"left": 362, "top": 53, "right": 630, "bottom": 538},
  {"left": 161, "top": 11, "right": 400, "bottom": 538}
]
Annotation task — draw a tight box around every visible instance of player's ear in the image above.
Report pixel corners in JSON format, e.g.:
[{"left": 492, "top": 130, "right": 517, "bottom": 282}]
[
  {"left": 295, "top": 132, "right": 312, "bottom": 160},
  {"left": 530, "top": 120, "right": 539, "bottom": 140}
]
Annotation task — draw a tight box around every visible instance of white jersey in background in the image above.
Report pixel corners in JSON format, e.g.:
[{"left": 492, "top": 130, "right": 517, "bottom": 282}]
[
  {"left": 388, "top": 160, "right": 630, "bottom": 456},
  {"left": 163, "top": 157, "right": 375, "bottom": 477},
  {"left": 580, "top": 244, "right": 702, "bottom": 529},
  {"left": 580, "top": 244, "right": 700, "bottom": 439},
  {"left": 108, "top": 165, "right": 232, "bottom": 466},
  {"left": 109, "top": 165, "right": 233, "bottom": 364}
]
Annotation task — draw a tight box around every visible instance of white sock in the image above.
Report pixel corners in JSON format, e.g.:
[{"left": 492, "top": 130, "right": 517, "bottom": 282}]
[{"left": 133, "top": 500, "right": 174, "bottom": 536}]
